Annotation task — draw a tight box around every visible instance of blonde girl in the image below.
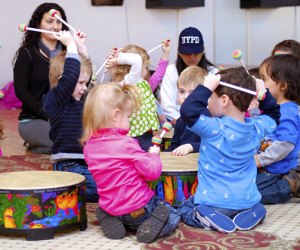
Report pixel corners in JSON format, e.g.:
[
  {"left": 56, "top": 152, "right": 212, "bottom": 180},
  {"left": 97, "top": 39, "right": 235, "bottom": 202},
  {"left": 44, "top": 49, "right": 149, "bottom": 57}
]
[{"left": 82, "top": 82, "right": 180, "bottom": 243}]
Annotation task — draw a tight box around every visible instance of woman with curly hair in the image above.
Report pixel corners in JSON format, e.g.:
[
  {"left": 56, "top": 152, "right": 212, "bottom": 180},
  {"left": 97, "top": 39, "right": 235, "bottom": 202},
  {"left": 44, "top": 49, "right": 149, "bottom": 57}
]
[{"left": 13, "top": 2, "right": 68, "bottom": 154}]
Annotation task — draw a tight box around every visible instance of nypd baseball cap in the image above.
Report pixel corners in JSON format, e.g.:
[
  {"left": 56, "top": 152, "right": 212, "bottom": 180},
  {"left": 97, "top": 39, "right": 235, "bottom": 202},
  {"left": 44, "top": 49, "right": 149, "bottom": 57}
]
[{"left": 178, "top": 27, "right": 204, "bottom": 54}]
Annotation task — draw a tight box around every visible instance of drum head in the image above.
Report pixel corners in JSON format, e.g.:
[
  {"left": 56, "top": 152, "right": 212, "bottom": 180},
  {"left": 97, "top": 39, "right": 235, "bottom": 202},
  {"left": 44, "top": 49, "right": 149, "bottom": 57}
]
[
  {"left": 160, "top": 152, "right": 198, "bottom": 172},
  {"left": 0, "top": 171, "right": 85, "bottom": 190}
]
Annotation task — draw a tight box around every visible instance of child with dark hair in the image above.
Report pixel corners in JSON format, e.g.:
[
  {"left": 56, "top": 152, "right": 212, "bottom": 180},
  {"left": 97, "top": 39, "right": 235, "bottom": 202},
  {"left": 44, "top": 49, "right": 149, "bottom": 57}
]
[
  {"left": 255, "top": 54, "right": 300, "bottom": 203},
  {"left": 178, "top": 67, "right": 280, "bottom": 233}
]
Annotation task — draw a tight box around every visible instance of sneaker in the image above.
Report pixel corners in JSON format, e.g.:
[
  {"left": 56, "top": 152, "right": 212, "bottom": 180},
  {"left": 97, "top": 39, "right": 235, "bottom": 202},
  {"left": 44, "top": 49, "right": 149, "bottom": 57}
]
[
  {"left": 95, "top": 207, "right": 126, "bottom": 239},
  {"left": 233, "top": 203, "right": 266, "bottom": 230},
  {"left": 136, "top": 205, "right": 170, "bottom": 243},
  {"left": 195, "top": 204, "right": 236, "bottom": 233},
  {"left": 283, "top": 169, "right": 300, "bottom": 198}
]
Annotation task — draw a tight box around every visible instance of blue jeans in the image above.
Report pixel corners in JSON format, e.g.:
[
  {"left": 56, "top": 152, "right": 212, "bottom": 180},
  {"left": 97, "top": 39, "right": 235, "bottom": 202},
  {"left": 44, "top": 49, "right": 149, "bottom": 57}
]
[
  {"left": 178, "top": 196, "right": 247, "bottom": 228},
  {"left": 256, "top": 171, "right": 292, "bottom": 204},
  {"left": 53, "top": 159, "right": 99, "bottom": 203},
  {"left": 134, "top": 131, "right": 153, "bottom": 152},
  {"left": 117, "top": 196, "right": 180, "bottom": 237}
]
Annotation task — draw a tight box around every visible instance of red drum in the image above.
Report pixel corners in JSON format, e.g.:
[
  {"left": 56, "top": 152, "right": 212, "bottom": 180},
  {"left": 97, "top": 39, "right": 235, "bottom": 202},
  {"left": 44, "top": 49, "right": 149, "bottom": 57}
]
[
  {"left": 149, "top": 152, "right": 198, "bottom": 206},
  {"left": 0, "top": 171, "right": 87, "bottom": 240}
]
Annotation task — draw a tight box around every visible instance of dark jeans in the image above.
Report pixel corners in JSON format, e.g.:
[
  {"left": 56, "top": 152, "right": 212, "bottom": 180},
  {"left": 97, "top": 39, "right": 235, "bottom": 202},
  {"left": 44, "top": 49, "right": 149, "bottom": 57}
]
[
  {"left": 178, "top": 196, "right": 250, "bottom": 228},
  {"left": 256, "top": 171, "right": 292, "bottom": 204},
  {"left": 53, "top": 159, "right": 99, "bottom": 203},
  {"left": 117, "top": 196, "right": 180, "bottom": 237}
]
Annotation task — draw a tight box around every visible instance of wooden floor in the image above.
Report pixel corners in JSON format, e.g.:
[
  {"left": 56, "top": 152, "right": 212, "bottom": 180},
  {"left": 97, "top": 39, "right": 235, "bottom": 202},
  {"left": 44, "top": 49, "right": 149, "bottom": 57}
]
[{"left": 0, "top": 109, "right": 27, "bottom": 156}]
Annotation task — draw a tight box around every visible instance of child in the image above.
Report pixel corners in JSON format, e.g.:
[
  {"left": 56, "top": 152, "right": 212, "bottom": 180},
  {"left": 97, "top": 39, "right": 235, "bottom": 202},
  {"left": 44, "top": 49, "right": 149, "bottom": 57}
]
[
  {"left": 164, "top": 66, "right": 206, "bottom": 156},
  {"left": 178, "top": 67, "right": 280, "bottom": 233},
  {"left": 42, "top": 30, "right": 98, "bottom": 202},
  {"left": 106, "top": 43, "right": 169, "bottom": 151},
  {"left": 82, "top": 83, "right": 180, "bottom": 243},
  {"left": 255, "top": 54, "right": 300, "bottom": 203}
]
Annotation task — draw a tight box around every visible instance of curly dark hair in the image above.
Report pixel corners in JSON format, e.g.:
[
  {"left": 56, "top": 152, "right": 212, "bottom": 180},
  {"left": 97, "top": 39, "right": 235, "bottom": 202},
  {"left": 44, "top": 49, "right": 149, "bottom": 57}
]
[
  {"left": 216, "top": 67, "right": 256, "bottom": 112},
  {"left": 260, "top": 54, "right": 300, "bottom": 104},
  {"left": 13, "top": 2, "right": 68, "bottom": 64}
]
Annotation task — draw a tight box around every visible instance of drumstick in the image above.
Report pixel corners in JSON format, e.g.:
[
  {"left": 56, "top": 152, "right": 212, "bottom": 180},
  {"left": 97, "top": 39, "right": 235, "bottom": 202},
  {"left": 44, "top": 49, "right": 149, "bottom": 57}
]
[
  {"left": 19, "top": 24, "right": 59, "bottom": 35},
  {"left": 220, "top": 81, "right": 266, "bottom": 101},
  {"left": 96, "top": 48, "right": 119, "bottom": 82},
  {"left": 232, "top": 49, "right": 249, "bottom": 74},
  {"left": 49, "top": 9, "right": 76, "bottom": 33},
  {"left": 220, "top": 81, "right": 256, "bottom": 96},
  {"left": 160, "top": 122, "right": 173, "bottom": 138},
  {"left": 152, "top": 122, "right": 173, "bottom": 147},
  {"left": 147, "top": 40, "right": 170, "bottom": 54}
]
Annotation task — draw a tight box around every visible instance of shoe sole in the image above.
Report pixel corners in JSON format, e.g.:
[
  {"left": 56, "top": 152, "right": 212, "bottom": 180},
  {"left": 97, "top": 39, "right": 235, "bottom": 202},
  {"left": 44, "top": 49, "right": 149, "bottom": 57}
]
[
  {"left": 96, "top": 207, "right": 126, "bottom": 239},
  {"left": 196, "top": 205, "right": 236, "bottom": 233},
  {"left": 233, "top": 203, "right": 266, "bottom": 230},
  {"left": 136, "top": 205, "right": 170, "bottom": 243}
]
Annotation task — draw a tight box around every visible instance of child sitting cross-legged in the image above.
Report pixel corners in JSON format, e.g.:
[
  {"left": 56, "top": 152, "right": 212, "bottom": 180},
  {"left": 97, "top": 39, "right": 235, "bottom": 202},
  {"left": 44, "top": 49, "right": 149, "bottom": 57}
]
[
  {"left": 82, "top": 83, "right": 180, "bottom": 243},
  {"left": 178, "top": 67, "right": 280, "bottom": 233}
]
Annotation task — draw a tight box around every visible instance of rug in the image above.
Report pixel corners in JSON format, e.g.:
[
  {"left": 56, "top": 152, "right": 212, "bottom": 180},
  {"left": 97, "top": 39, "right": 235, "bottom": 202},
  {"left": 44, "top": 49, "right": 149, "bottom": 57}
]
[{"left": 0, "top": 154, "right": 300, "bottom": 250}]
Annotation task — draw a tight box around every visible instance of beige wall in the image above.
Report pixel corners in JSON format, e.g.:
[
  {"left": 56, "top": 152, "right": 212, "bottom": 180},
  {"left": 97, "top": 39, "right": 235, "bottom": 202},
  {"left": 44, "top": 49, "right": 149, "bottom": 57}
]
[{"left": 0, "top": 0, "right": 299, "bottom": 88}]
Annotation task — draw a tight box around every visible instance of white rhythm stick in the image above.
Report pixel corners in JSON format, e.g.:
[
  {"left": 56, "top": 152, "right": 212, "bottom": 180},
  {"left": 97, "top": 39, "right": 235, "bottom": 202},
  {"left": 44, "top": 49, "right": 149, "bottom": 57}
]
[
  {"left": 97, "top": 48, "right": 119, "bottom": 82},
  {"left": 220, "top": 81, "right": 256, "bottom": 96},
  {"left": 232, "top": 49, "right": 249, "bottom": 74},
  {"left": 19, "top": 24, "right": 59, "bottom": 35},
  {"left": 49, "top": 9, "right": 76, "bottom": 33},
  {"left": 94, "top": 61, "right": 106, "bottom": 77},
  {"left": 147, "top": 39, "right": 170, "bottom": 54}
]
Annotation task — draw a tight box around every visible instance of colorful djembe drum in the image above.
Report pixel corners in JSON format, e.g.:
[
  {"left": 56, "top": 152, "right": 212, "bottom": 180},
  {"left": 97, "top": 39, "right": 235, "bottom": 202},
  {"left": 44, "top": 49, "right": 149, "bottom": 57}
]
[
  {"left": 0, "top": 171, "right": 87, "bottom": 241},
  {"left": 149, "top": 152, "right": 199, "bottom": 206}
]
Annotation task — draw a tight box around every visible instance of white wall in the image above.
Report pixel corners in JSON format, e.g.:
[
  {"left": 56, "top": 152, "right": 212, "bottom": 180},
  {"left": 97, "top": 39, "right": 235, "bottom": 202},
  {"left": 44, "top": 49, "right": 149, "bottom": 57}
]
[{"left": 0, "top": 0, "right": 299, "bottom": 89}]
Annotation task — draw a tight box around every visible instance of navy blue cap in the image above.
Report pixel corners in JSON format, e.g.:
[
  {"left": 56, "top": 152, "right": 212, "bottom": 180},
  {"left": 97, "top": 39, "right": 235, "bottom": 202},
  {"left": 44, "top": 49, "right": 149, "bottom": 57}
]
[{"left": 178, "top": 27, "right": 204, "bottom": 54}]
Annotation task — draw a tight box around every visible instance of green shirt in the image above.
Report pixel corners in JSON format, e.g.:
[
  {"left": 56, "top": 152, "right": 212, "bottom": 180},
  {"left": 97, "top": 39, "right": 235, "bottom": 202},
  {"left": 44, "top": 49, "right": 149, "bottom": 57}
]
[{"left": 129, "top": 80, "right": 159, "bottom": 137}]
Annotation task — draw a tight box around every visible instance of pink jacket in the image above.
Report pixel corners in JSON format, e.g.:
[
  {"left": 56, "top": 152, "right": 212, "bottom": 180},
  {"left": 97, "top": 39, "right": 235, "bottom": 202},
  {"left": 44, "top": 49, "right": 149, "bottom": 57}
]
[{"left": 83, "top": 128, "right": 162, "bottom": 216}]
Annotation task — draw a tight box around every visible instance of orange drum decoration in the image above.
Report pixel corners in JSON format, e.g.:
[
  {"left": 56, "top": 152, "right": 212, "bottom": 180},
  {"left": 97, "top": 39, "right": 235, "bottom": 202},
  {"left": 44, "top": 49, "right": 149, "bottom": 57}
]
[
  {"left": 149, "top": 152, "right": 199, "bottom": 206},
  {"left": 0, "top": 171, "right": 87, "bottom": 241}
]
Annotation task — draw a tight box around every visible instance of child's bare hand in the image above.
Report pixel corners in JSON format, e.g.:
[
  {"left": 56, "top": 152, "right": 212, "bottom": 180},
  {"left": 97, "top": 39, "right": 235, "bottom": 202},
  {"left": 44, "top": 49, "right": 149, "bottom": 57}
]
[
  {"left": 203, "top": 74, "right": 221, "bottom": 92},
  {"left": 105, "top": 48, "right": 119, "bottom": 71},
  {"left": 74, "top": 30, "right": 87, "bottom": 45},
  {"left": 74, "top": 30, "right": 88, "bottom": 56},
  {"left": 171, "top": 144, "right": 193, "bottom": 156},
  {"left": 161, "top": 39, "right": 171, "bottom": 61},
  {"left": 255, "top": 78, "right": 266, "bottom": 94},
  {"left": 53, "top": 30, "right": 74, "bottom": 47},
  {"left": 149, "top": 145, "right": 161, "bottom": 155}
]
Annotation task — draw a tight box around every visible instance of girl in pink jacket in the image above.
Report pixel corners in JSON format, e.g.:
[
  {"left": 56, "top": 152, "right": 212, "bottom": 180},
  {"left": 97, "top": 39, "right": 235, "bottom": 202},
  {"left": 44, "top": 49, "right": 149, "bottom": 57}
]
[{"left": 82, "top": 82, "right": 180, "bottom": 243}]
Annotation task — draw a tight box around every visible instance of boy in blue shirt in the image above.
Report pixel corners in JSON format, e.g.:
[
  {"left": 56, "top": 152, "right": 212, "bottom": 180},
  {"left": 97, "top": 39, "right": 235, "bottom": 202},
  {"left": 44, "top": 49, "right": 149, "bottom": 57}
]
[{"left": 178, "top": 67, "right": 280, "bottom": 233}]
